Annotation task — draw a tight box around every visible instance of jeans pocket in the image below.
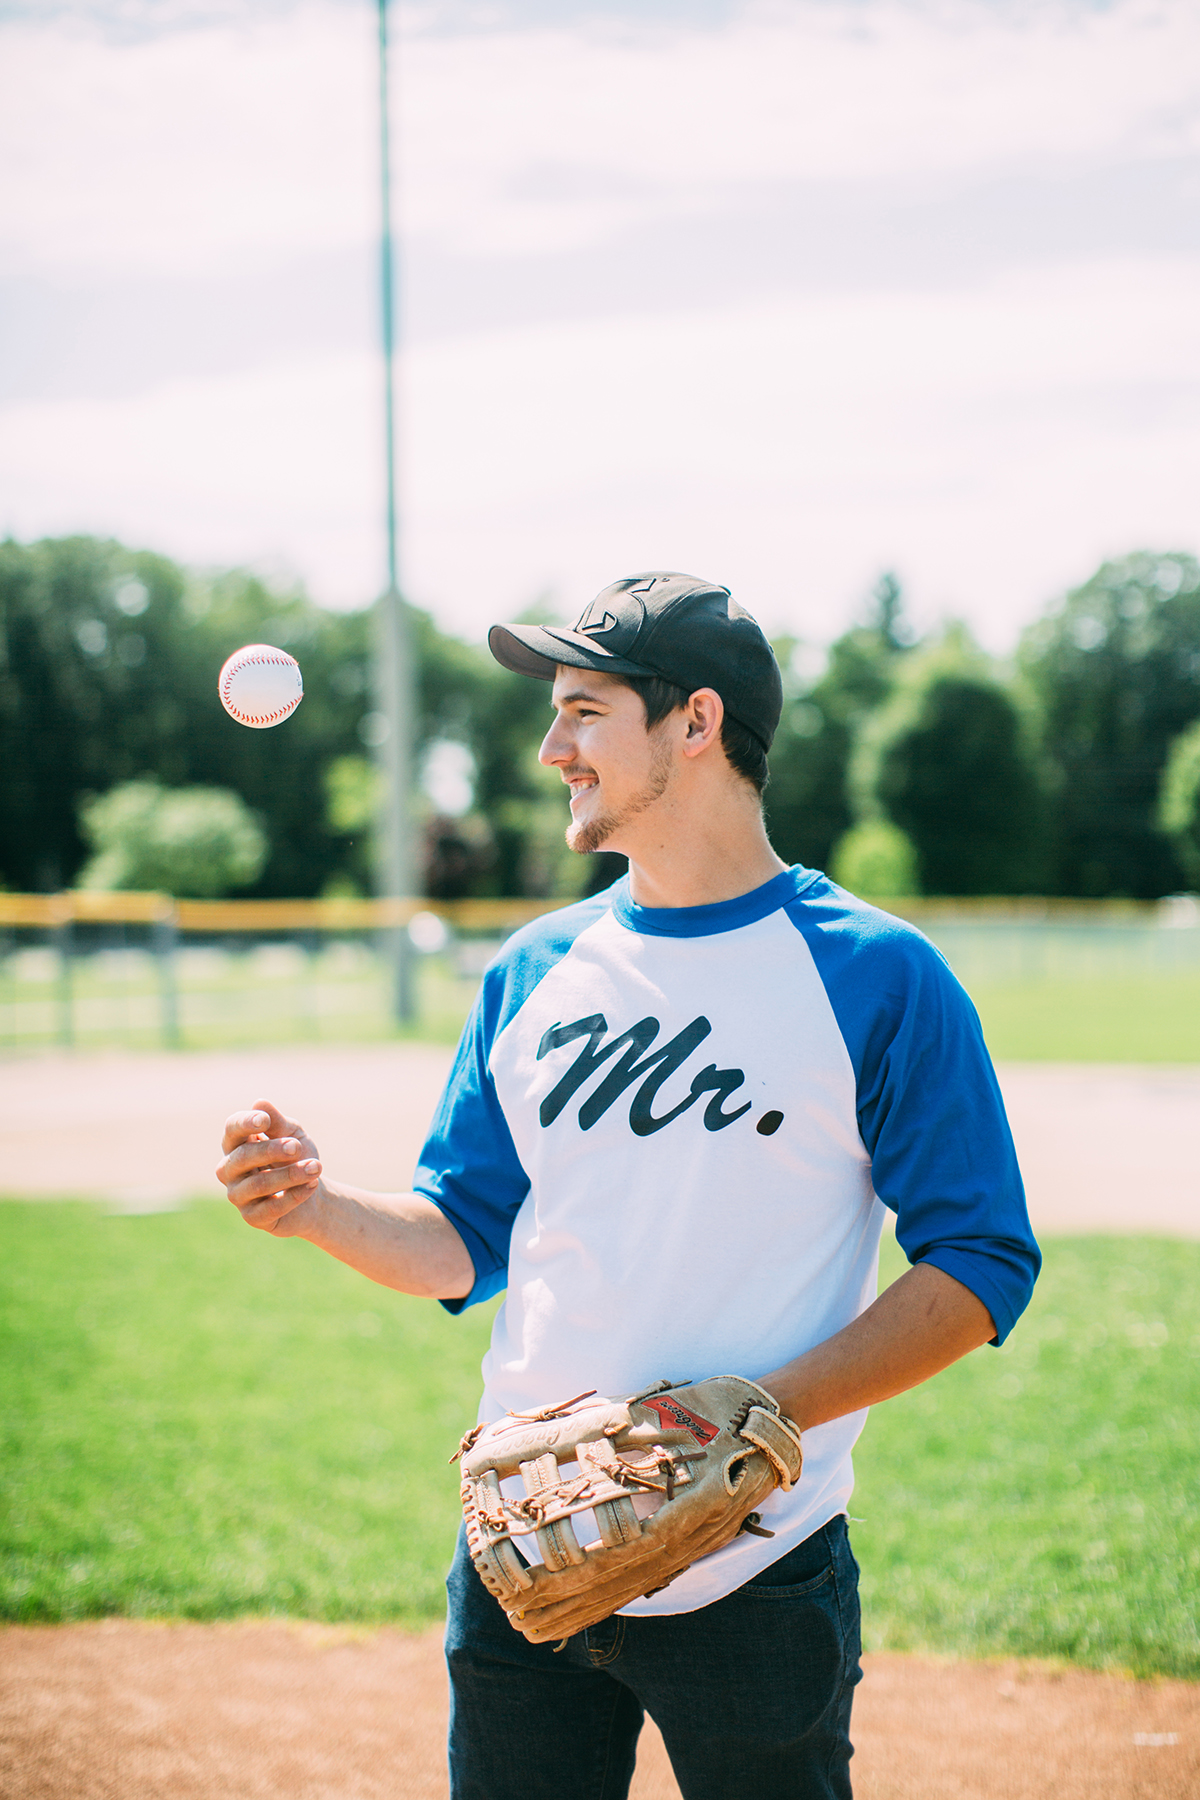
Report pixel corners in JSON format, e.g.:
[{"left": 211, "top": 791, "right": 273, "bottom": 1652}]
[{"left": 738, "top": 1517, "right": 842, "bottom": 1596}]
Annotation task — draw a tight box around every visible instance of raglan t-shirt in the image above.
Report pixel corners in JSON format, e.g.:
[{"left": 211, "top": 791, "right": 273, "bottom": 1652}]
[{"left": 415, "top": 865, "right": 1040, "bottom": 1615}]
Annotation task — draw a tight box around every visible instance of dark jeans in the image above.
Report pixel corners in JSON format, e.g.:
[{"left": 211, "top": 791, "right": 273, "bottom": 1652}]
[{"left": 444, "top": 1514, "right": 862, "bottom": 1800}]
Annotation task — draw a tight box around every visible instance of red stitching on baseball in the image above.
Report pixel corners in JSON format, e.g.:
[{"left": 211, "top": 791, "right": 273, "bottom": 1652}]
[{"left": 221, "top": 647, "right": 301, "bottom": 726}]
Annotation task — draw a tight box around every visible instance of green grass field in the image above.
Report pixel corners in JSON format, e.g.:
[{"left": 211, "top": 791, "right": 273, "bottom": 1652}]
[
  {"left": 2, "top": 1205, "right": 1197, "bottom": 1676},
  {"left": 857, "top": 1234, "right": 1199, "bottom": 1676},
  {"left": 969, "top": 973, "right": 1200, "bottom": 1062}
]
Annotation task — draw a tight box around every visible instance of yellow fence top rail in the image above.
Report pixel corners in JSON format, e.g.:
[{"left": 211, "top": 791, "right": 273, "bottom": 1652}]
[
  {"left": 0, "top": 890, "right": 1187, "bottom": 933},
  {"left": 173, "top": 897, "right": 566, "bottom": 932},
  {"left": 0, "top": 892, "right": 567, "bottom": 932},
  {"left": 0, "top": 891, "right": 172, "bottom": 926}
]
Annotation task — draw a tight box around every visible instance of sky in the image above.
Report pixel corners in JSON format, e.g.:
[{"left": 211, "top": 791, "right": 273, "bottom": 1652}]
[{"left": 1, "top": 0, "right": 1197, "bottom": 652}]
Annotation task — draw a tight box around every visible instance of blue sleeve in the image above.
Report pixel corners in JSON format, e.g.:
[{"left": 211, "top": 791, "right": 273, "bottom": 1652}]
[
  {"left": 412, "top": 971, "right": 529, "bottom": 1313},
  {"left": 413, "top": 889, "right": 616, "bottom": 1313},
  {"left": 788, "top": 882, "right": 1040, "bottom": 1344}
]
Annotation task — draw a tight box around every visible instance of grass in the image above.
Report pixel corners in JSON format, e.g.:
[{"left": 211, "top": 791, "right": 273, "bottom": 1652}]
[
  {"left": 855, "top": 1233, "right": 1200, "bottom": 1676},
  {"left": 0, "top": 1200, "right": 495, "bottom": 1624},
  {"left": 969, "top": 972, "right": 1200, "bottom": 1062},
  {"left": 2, "top": 1202, "right": 1198, "bottom": 1677}
]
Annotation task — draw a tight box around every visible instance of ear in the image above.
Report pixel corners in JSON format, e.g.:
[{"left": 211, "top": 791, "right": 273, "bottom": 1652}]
[{"left": 680, "top": 688, "right": 724, "bottom": 760}]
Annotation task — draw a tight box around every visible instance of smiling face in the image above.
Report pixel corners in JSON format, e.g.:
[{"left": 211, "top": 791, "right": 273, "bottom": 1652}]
[{"left": 538, "top": 667, "right": 676, "bottom": 856}]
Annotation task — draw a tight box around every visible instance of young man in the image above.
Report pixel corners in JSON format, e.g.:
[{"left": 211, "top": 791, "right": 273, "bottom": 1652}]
[{"left": 219, "top": 571, "right": 1039, "bottom": 1800}]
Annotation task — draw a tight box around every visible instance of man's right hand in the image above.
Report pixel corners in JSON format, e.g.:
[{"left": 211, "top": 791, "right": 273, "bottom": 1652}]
[
  {"left": 217, "top": 1097, "right": 324, "bottom": 1236},
  {"left": 216, "top": 1097, "right": 475, "bottom": 1299}
]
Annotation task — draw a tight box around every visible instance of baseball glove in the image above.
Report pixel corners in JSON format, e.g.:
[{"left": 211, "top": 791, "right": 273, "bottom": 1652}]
[{"left": 455, "top": 1375, "right": 803, "bottom": 1645}]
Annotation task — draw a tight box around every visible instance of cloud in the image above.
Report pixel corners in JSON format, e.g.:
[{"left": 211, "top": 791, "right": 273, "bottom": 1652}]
[
  {"left": 0, "top": 348, "right": 383, "bottom": 599},
  {"left": 3, "top": 0, "right": 1198, "bottom": 278},
  {"left": 402, "top": 0, "right": 1200, "bottom": 255},
  {"left": 2, "top": 253, "right": 1195, "bottom": 645},
  {"left": 0, "top": 4, "right": 377, "bottom": 279},
  {"left": 1, "top": 0, "right": 1196, "bottom": 647},
  {"left": 401, "top": 253, "right": 1200, "bottom": 641}
]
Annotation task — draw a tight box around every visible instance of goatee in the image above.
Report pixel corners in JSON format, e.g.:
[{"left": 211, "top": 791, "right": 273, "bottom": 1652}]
[{"left": 565, "top": 738, "right": 672, "bottom": 856}]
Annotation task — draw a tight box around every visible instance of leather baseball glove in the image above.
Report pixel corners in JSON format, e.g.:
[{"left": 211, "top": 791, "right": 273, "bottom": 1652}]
[{"left": 454, "top": 1375, "right": 804, "bottom": 1644}]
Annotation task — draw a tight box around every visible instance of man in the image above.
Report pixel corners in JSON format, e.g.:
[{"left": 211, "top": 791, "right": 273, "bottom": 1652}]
[{"left": 219, "top": 571, "right": 1039, "bottom": 1800}]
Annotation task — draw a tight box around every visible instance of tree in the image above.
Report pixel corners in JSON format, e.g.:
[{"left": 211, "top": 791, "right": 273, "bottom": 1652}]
[
  {"left": 829, "top": 819, "right": 918, "bottom": 897},
  {"left": 0, "top": 534, "right": 591, "bottom": 901},
  {"left": 873, "top": 669, "right": 1047, "bottom": 894},
  {"left": 78, "top": 781, "right": 266, "bottom": 897},
  {"left": 845, "top": 623, "right": 1047, "bottom": 896},
  {"left": 449, "top": 601, "right": 598, "bottom": 900},
  {"left": 765, "top": 573, "right": 910, "bottom": 871},
  {"left": 0, "top": 536, "right": 371, "bottom": 894},
  {"left": 1019, "top": 552, "right": 1200, "bottom": 897},
  {"left": 1159, "top": 719, "right": 1200, "bottom": 888}
]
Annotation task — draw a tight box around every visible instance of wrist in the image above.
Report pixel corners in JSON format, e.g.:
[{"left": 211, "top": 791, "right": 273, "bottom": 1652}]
[
  {"left": 294, "top": 1176, "right": 339, "bottom": 1243},
  {"left": 754, "top": 1371, "right": 807, "bottom": 1431}
]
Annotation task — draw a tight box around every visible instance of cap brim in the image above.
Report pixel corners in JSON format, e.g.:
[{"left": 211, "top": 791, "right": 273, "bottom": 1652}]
[{"left": 488, "top": 622, "right": 653, "bottom": 681}]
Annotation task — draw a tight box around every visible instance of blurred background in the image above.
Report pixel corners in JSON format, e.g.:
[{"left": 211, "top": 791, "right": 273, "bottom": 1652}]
[
  {"left": 2, "top": 0, "right": 1200, "bottom": 1050},
  {"left": 2, "top": 7, "right": 1199, "bottom": 1745}
]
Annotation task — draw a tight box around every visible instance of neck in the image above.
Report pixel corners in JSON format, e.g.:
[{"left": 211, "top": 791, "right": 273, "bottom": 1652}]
[{"left": 618, "top": 789, "right": 787, "bottom": 910}]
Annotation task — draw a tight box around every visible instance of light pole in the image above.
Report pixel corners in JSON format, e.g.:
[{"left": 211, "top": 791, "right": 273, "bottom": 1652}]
[{"left": 374, "top": 0, "right": 416, "bottom": 1022}]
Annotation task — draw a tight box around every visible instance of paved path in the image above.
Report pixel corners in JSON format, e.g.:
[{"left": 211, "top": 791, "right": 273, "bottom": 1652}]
[
  {"left": 1, "top": 1045, "right": 1197, "bottom": 1235},
  {"left": 991, "top": 1064, "right": 1200, "bottom": 1237},
  {"left": 0, "top": 1043, "right": 454, "bottom": 1210}
]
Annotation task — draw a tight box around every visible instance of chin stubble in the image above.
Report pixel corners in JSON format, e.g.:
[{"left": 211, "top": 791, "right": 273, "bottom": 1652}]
[{"left": 565, "top": 736, "right": 673, "bottom": 856}]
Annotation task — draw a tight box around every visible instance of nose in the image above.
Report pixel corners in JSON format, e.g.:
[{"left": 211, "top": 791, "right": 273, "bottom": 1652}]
[{"left": 539, "top": 712, "right": 574, "bottom": 767}]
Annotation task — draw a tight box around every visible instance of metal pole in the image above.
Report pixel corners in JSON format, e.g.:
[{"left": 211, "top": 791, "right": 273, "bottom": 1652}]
[
  {"left": 374, "top": 0, "right": 416, "bottom": 1023},
  {"left": 379, "top": 0, "right": 400, "bottom": 603}
]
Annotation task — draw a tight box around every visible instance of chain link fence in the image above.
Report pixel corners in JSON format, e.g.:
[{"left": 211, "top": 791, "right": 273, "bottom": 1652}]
[
  {"left": 1, "top": 891, "right": 1198, "bottom": 1054},
  {"left": 0, "top": 893, "right": 557, "bottom": 1053}
]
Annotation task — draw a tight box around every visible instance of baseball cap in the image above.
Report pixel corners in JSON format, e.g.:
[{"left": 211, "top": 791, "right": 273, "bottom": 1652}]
[{"left": 488, "top": 571, "right": 783, "bottom": 752}]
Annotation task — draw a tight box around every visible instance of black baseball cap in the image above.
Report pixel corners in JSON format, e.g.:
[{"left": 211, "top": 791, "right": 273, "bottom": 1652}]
[{"left": 488, "top": 571, "right": 783, "bottom": 752}]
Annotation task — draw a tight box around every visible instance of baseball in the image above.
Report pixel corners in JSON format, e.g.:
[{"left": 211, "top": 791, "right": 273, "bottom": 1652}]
[{"left": 218, "top": 644, "right": 303, "bottom": 729}]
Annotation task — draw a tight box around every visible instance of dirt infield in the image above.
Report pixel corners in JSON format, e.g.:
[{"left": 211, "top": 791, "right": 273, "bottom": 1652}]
[
  {"left": 3, "top": 1043, "right": 1199, "bottom": 1235},
  {"left": 1, "top": 1620, "right": 1196, "bottom": 1800}
]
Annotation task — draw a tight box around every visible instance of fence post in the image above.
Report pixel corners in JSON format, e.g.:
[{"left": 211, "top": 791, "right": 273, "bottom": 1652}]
[
  {"left": 0, "top": 927, "right": 11, "bottom": 1049},
  {"left": 154, "top": 903, "right": 180, "bottom": 1049},
  {"left": 300, "top": 928, "right": 321, "bottom": 1039},
  {"left": 54, "top": 907, "right": 74, "bottom": 1049}
]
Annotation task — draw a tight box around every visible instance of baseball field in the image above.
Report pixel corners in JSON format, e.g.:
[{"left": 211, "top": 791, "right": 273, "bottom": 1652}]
[{"left": 2, "top": 1032, "right": 1198, "bottom": 1797}]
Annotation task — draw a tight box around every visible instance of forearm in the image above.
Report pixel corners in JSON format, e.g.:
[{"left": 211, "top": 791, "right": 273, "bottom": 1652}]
[
  {"left": 299, "top": 1181, "right": 475, "bottom": 1300},
  {"left": 757, "top": 1262, "right": 995, "bottom": 1432}
]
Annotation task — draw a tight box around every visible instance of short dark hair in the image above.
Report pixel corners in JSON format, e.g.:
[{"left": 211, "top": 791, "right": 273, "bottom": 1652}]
[{"left": 616, "top": 673, "right": 770, "bottom": 796}]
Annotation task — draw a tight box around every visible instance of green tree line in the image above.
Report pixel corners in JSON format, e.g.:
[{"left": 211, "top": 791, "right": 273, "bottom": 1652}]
[{"left": 2, "top": 536, "right": 1199, "bottom": 900}]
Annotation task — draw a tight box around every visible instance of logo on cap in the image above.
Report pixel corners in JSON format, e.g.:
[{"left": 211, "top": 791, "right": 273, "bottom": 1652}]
[{"left": 577, "top": 609, "right": 618, "bottom": 638}]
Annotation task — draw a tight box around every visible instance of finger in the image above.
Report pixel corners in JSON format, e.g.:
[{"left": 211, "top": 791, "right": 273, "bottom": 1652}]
[
  {"left": 513, "top": 1517, "right": 740, "bottom": 1642},
  {"left": 221, "top": 1106, "right": 273, "bottom": 1156},
  {"left": 221, "top": 1133, "right": 305, "bottom": 1177},
  {"left": 250, "top": 1096, "right": 307, "bottom": 1142},
  {"left": 216, "top": 1134, "right": 306, "bottom": 1191},
  {"left": 516, "top": 1566, "right": 671, "bottom": 1639},
  {"left": 222, "top": 1154, "right": 321, "bottom": 1208},
  {"left": 235, "top": 1176, "right": 322, "bottom": 1232}
]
